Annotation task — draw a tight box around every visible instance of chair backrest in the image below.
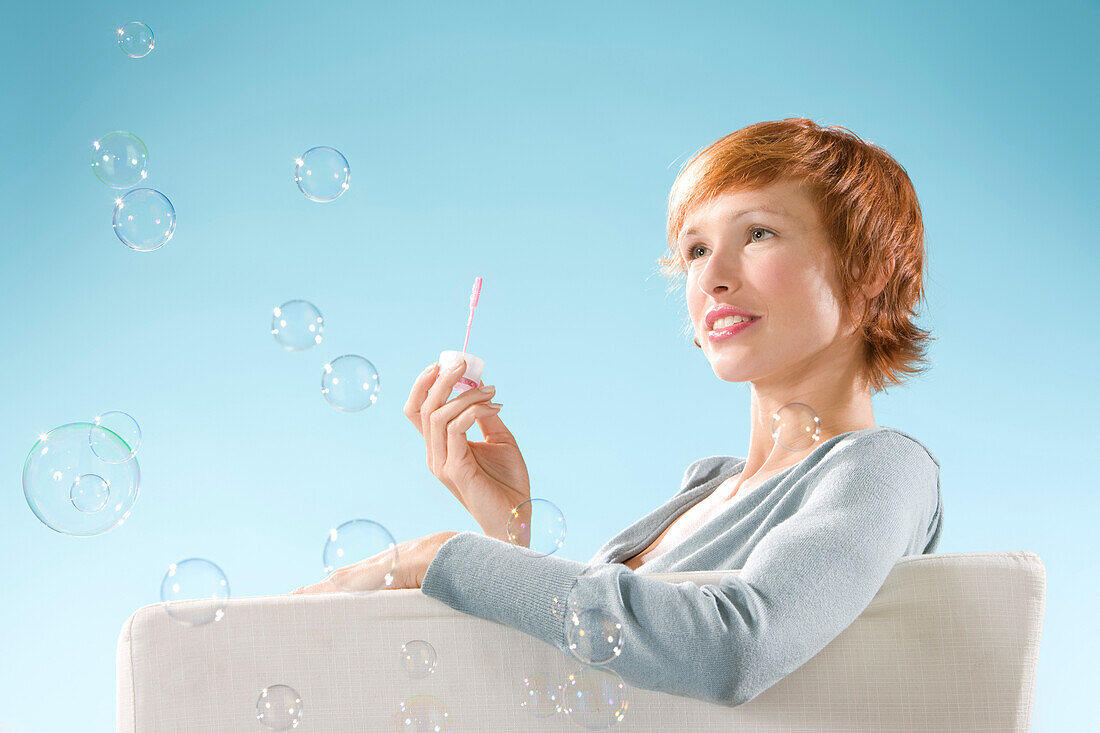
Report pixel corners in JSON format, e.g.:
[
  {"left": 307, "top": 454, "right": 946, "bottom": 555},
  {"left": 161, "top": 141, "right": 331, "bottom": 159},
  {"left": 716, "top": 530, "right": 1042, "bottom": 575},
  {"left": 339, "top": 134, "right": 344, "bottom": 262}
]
[{"left": 117, "top": 550, "right": 1045, "bottom": 732}]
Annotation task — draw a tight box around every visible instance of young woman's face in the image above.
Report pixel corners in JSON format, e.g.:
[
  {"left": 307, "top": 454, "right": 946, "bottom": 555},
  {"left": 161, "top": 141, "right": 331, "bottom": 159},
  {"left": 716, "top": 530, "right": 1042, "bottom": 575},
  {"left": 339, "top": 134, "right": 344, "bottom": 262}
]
[{"left": 679, "top": 178, "right": 859, "bottom": 386}]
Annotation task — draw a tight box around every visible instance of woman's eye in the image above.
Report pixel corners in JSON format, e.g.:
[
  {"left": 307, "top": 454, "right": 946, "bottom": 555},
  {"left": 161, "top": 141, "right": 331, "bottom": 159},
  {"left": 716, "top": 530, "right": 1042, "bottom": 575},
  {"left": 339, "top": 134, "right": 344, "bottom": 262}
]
[
  {"left": 749, "top": 227, "right": 775, "bottom": 242},
  {"left": 684, "top": 228, "right": 774, "bottom": 261}
]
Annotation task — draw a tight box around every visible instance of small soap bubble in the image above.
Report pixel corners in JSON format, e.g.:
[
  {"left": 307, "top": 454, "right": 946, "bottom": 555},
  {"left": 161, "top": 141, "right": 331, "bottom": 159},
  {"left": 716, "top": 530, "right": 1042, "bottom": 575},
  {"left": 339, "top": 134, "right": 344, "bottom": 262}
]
[
  {"left": 23, "top": 423, "right": 140, "bottom": 535},
  {"left": 91, "top": 131, "right": 148, "bottom": 189},
  {"left": 567, "top": 608, "right": 624, "bottom": 666},
  {"left": 256, "top": 684, "right": 303, "bottom": 730},
  {"left": 770, "top": 402, "right": 822, "bottom": 451},
  {"left": 70, "top": 473, "right": 110, "bottom": 513},
  {"left": 506, "top": 498, "right": 566, "bottom": 557},
  {"left": 400, "top": 640, "right": 438, "bottom": 679},
  {"left": 160, "top": 558, "right": 230, "bottom": 626},
  {"left": 117, "top": 21, "right": 154, "bottom": 58},
  {"left": 89, "top": 411, "right": 141, "bottom": 464},
  {"left": 520, "top": 673, "right": 563, "bottom": 719},
  {"left": 271, "top": 300, "right": 324, "bottom": 351},
  {"left": 321, "top": 355, "right": 380, "bottom": 412},
  {"left": 321, "top": 519, "right": 398, "bottom": 592},
  {"left": 294, "top": 146, "right": 350, "bottom": 202},
  {"left": 394, "top": 695, "right": 450, "bottom": 732},
  {"left": 113, "top": 188, "right": 176, "bottom": 252},
  {"left": 561, "top": 666, "right": 629, "bottom": 730}
]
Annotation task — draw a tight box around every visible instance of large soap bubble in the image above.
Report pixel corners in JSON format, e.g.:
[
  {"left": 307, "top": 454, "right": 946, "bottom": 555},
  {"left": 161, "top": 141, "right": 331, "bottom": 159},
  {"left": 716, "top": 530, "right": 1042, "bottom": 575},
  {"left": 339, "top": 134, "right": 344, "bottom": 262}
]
[
  {"left": 91, "top": 131, "right": 148, "bottom": 189},
  {"left": 321, "top": 355, "right": 380, "bottom": 412},
  {"left": 161, "top": 558, "right": 230, "bottom": 626},
  {"left": 23, "top": 423, "right": 140, "bottom": 535},
  {"left": 561, "top": 666, "right": 629, "bottom": 729},
  {"left": 520, "top": 673, "right": 563, "bottom": 719},
  {"left": 770, "top": 402, "right": 822, "bottom": 451},
  {"left": 271, "top": 300, "right": 323, "bottom": 351},
  {"left": 256, "top": 684, "right": 304, "bottom": 730},
  {"left": 294, "top": 146, "right": 350, "bottom": 202},
  {"left": 113, "top": 188, "right": 176, "bottom": 251},
  {"left": 567, "top": 608, "right": 624, "bottom": 666},
  {"left": 322, "top": 519, "right": 398, "bottom": 592},
  {"left": 400, "top": 640, "right": 438, "bottom": 679},
  {"left": 506, "top": 498, "right": 566, "bottom": 557},
  {"left": 117, "top": 21, "right": 154, "bottom": 58}
]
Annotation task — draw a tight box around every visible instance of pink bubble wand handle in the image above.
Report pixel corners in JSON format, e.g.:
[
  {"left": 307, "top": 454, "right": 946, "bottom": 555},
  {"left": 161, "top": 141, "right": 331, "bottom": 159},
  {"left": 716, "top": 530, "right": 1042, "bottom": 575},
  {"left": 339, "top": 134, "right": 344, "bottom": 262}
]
[{"left": 461, "top": 276, "right": 482, "bottom": 356}]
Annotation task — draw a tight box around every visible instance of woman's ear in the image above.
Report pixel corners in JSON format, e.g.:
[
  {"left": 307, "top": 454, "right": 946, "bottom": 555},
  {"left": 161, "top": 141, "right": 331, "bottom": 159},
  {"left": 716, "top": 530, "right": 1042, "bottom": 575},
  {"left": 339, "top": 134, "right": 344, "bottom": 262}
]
[{"left": 860, "top": 262, "right": 892, "bottom": 302}]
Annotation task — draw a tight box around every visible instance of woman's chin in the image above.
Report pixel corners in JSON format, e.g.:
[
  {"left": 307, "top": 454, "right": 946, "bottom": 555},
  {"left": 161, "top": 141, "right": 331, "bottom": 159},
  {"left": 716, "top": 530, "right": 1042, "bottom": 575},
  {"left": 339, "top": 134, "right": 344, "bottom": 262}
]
[{"left": 709, "top": 360, "right": 752, "bottom": 383}]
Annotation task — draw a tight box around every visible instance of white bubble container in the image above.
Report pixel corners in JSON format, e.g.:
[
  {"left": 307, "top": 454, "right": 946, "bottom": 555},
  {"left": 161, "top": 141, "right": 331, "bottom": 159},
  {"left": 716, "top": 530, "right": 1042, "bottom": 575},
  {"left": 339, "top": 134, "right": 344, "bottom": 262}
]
[{"left": 438, "top": 350, "right": 485, "bottom": 394}]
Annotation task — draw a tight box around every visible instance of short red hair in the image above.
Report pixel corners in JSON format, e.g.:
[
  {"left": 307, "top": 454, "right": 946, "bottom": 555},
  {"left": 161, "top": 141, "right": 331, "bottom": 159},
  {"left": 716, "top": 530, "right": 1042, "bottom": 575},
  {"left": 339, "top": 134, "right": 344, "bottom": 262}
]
[{"left": 659, "top": 118, "right": 935, "bottom": 394}]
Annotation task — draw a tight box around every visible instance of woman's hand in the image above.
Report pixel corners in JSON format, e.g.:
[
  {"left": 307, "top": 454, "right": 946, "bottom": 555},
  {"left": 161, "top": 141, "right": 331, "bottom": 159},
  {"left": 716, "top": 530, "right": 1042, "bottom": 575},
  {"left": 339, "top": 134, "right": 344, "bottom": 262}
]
[
  {"left": 289, "top": 531, "right": 459, "bottom": 594},
  {"left": 403, "top": 359, "right": 532, "bottom": 543}
]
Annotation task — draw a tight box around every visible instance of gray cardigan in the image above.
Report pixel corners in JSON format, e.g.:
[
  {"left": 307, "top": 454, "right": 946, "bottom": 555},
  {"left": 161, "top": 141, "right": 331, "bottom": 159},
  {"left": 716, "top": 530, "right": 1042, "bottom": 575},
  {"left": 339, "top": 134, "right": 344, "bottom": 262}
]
[{"left": 421, "top": 426, "right": 943, "bottom": 707}]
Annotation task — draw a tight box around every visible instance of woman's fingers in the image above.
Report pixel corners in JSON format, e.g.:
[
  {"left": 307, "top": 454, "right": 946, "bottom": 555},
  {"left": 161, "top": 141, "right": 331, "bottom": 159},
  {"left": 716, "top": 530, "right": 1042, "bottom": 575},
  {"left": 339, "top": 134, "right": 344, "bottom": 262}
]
[
  {"left": 427, "top": 384, "right": 496, "bottom": 475},
  {"left": 402, "top": 362, "right": 441, "bottom": 432},
  {"left": 443, "top": 401, "right": 504, "bottom": 475},
  {"left": 289, "top": 554, "right": 402, "bottom": 595}
]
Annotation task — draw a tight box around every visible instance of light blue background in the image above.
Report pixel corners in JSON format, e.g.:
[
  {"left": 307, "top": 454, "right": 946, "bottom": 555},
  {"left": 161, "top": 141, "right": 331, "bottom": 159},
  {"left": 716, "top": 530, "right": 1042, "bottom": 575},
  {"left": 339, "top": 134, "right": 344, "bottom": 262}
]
[{"left": 1, "top": 0, "right": 1096, "bottom": 730}]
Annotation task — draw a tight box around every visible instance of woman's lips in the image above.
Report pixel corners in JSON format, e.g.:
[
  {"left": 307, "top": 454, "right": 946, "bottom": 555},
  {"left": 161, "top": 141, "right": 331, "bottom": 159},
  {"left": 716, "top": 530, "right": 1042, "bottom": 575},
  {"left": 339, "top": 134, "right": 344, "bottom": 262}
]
[{"left": 707, "top": 318, "right": 759, "bottom": 341}]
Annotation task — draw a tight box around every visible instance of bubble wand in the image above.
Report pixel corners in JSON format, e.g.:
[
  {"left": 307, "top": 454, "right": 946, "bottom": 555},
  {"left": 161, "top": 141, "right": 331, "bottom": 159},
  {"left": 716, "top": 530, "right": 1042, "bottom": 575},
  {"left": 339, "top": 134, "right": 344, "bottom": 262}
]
[
  {"left": 462, "top": 275, "right": 482, "bottom": 357},
  {"left": 439, "top": 276, "right": 486, "bottom": 394}
]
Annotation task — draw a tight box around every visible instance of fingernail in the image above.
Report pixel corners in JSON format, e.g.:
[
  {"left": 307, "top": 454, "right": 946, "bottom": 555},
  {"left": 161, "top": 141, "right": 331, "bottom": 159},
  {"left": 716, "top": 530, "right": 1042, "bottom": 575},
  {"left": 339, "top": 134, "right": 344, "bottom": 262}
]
[
  {"left": 449, "top": 360, "right": 465, "bottom": 371},
  {"left": 487, "top": 402, "right": 503, "bottom": 409},
  {"left": 478, "top": 384, "right": 495, "bottom": 393}
]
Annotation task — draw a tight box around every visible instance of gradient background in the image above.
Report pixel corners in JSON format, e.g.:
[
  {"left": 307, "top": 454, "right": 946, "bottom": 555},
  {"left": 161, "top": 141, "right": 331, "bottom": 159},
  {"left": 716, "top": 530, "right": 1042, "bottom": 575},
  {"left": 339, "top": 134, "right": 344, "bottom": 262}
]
[{"left": 1, "top": 0, "right": 1096, "bottom": 730}]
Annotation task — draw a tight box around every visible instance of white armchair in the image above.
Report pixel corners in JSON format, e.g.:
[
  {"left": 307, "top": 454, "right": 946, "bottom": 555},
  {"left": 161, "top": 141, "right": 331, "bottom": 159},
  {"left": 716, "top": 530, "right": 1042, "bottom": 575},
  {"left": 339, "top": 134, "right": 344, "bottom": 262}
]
[{"left": 117, "top": 550, "right": 1044, "bottom": 732}]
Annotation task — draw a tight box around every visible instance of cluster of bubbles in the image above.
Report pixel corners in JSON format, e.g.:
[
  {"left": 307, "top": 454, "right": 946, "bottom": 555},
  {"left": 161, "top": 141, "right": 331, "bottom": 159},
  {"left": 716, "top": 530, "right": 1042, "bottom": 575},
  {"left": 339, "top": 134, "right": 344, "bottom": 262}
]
[
  {"left": 395, "top": 640, "right": 450, "bottom": 731},
  {"left": 499, "top": 500, "right": 628, "bottom": 729},
  {"left": 22, "top": 411, "right": 142, "bottom": 536},
  {"left": 153, "top": 518, "right": 400, "bottom": 728},
  {"left": 60, "top": 21, "right": 640, "bottom": 732},
  {"left": 520, "top": 665, "right": 630, "bottom": 729},
  {"left": 100, "top": 23, "right": 350, "bottom": 255},
  {"left": 271, "top": 299, "right": 381, "bottom": 413}
]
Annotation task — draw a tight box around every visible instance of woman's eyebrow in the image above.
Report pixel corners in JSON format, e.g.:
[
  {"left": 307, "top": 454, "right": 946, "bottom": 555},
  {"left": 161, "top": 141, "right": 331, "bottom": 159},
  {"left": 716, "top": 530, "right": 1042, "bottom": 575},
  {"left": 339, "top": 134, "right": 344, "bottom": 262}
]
[{"left": 680, "top": 206, "right": 791, "bottom": 240}]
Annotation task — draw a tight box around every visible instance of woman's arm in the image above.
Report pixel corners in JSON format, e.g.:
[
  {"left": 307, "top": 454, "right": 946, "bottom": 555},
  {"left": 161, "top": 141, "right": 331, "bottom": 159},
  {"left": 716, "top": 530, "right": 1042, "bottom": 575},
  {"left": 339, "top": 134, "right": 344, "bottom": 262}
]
[{"left": 421, "top": 430, "right": 940, "bottom": 707}]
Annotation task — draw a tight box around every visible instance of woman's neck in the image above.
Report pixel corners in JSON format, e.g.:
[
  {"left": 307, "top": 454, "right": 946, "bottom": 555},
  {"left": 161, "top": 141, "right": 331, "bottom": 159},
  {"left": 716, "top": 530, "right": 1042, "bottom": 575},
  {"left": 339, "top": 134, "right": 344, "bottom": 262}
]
[{"left": 730, "top": 367, "right": 877, "bottom": 499}]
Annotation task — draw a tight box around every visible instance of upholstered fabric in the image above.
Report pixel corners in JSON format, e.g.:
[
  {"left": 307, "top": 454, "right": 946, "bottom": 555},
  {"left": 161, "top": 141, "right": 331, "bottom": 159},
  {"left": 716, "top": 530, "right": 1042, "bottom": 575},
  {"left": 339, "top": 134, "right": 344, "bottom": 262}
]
[{"left": 117, "top": 550, "right": 1043, "bottom": 732}]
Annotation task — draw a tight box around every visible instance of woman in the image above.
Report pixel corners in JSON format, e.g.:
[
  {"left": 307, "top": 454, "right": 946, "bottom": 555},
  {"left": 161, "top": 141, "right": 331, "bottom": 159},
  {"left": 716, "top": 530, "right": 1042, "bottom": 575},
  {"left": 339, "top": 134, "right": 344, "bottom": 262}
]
[{"left": 293, "top": 118, "right": 944, "bottom": 708}]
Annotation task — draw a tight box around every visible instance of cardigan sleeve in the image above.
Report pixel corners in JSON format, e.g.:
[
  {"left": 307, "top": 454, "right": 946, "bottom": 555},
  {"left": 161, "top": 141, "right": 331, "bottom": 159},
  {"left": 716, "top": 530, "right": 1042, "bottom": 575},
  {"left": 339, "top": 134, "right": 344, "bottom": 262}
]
[{"left": 420, "top": 429, "right": 940, "bottom": 706}]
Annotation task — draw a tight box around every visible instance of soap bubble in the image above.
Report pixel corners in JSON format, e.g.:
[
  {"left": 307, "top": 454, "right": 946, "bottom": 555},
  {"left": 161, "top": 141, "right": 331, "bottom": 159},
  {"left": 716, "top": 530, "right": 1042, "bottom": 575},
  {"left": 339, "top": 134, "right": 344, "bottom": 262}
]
[
  {"left": 567, "top": 608, "right": 624, "bottom": 666},
  {"left": 89, "top": 411, "right": 141, "bottom": 464},
  {"left": 506, "top": 498, "right": 566, "bottom": 557},
  {"left": 770, "top": 402, "right": 822, "bottom": 451},
  {"left": 23, "top": 423, "right": 140, "bottom": 535},
  {"left": 321, "top": 355, "right": 380, "bottom": 412},
  {"left": 271, "top": 300, "right": 323, "bottom": 351},
  {"left": 561, "top": 666, "right": 629, "bottom": 730},
  {"left": 519, "top": 673, "right": 563, "bottom": 718},
  {"left": 294, "top": 146, "right": 350, "bottom": 202},
  {"left": 256, "top": 684, "right": 303, "bottom": 730},
  {"left": 394, "top": 695, "right": 450, "bottom": 732},
  {"left": 322, "top": 519, "right": 397, "bottom": 592},
  {"left": 117, "top": 21, "right": 154, "bottom": 58},
  {"left": 113, "top": 188, "right": 175, "bottom": 251},
  {"left": 160, "top": 558, "right": 230, "bottom": 626},
  {"left": 400, "top": 640, "right": 438, "bottom": 679},
  {"left": 91, "top": 131, "right": 148, "bottom": 189}
]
